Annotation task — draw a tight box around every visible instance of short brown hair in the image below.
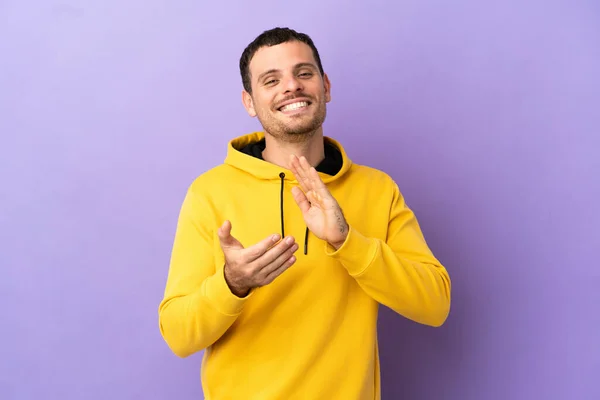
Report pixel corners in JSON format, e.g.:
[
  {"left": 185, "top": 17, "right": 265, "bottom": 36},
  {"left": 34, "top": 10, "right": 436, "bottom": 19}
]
[{"left": 239, "top": 27, "right": 325, "bottom": 94}]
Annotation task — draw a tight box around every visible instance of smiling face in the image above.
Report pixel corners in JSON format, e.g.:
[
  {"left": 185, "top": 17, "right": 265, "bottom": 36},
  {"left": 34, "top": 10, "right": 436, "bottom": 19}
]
[{"left": 242, "top": 40, "right": 331, "bottom": 143}]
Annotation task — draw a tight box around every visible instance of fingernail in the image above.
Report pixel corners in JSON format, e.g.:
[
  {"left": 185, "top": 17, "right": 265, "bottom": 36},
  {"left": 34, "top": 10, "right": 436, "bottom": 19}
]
[
  {"left": 272, "top": 234, "right": 280, "bottom": 242},
  {"left": 286, "top": 236, "right": 294, "bottom": 244}
]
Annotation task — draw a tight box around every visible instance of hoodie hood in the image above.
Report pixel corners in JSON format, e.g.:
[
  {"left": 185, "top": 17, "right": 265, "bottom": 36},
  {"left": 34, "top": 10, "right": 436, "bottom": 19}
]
[{"left": 224, "top": 131, "right": 352, "bottom": 182}]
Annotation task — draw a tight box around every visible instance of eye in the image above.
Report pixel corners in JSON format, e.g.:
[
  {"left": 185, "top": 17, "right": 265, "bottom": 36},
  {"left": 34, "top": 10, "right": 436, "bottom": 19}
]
[
  {"left": 299, "top": 72, "right": 313, "bottom": 78},
  {"left": 264, "top": 79, "right": 278, "bottom": 86}
]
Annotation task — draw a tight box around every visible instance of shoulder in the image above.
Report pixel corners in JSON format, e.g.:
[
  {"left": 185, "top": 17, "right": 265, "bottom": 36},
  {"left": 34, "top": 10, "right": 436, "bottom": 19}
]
[
  {"left": 345, "top": 163, "right": 405, "bottom": 207},
  {"left": 186, "top": 164, "right": 235, "bottom": 198},
  {"left": 189, "top": 164, "right": 235, "bottom": 188},
  {"left": 348, "top": 163, "right": 399, "bottom": 190}
]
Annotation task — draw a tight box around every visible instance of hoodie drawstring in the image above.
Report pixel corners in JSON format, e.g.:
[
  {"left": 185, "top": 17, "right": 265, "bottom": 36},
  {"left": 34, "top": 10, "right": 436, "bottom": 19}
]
[
  {"left": 279, "top": 172, "right": 309, "bottom": 255},
  {"left": 304, "top": 227, "right": 309, "bottom": 255},
  {"left": 279, "top": 172, "right": 285, "bottom": 238}
]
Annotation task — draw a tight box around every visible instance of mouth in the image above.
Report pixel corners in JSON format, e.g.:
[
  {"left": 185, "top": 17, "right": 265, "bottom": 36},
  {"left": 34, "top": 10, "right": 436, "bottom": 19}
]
[{"left": 277, "top": 100, "right": 312, "bottom": 114}]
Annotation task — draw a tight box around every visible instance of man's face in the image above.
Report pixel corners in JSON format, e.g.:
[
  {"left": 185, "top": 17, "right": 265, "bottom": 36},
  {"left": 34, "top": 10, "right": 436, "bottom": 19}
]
[{"left": 242, "top": 41, "right": 331, "bottom": 142}]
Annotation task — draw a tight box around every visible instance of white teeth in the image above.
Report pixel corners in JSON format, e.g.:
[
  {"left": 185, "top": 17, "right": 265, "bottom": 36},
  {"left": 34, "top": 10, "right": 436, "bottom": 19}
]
[{"left": 280, "top": 101, "right": 308, "bottom": 112}]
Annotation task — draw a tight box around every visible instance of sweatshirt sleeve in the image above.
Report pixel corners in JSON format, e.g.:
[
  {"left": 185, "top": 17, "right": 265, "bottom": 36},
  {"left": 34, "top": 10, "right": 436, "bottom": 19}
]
[
  {"left": 325, "top": 182, "right": 451, "bottom": 327},
  {"left": 158, "top": 186, "right": 250, "bottom": 357}
]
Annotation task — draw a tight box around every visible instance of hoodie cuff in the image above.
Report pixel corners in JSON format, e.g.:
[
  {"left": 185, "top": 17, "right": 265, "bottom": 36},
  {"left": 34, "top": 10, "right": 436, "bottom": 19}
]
[
  {"left": 325, "top": 225, "right": 378, "bottom": 277},
  {"left": 203, "top": 268, "right": 251, "bottom": 316}
]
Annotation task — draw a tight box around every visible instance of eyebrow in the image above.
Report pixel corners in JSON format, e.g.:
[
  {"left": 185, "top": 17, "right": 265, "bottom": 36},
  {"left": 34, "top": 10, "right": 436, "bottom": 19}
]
[{"left": 256, "top": 62, "right": 318, "bottom": 83}]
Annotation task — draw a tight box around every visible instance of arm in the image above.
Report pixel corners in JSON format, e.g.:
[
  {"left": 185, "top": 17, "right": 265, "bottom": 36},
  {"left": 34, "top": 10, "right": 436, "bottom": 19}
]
[
  {"left": 288, "top": 155, "right": 450, "bottom": 327},
  {"left": 158, "top": 187, "right": 248, "bottom": 358},
  {"left": 326, "top": 182, "right": 451, "bottom": 327}
]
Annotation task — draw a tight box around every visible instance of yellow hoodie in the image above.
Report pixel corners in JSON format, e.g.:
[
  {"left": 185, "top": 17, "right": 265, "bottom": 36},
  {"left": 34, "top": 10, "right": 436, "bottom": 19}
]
[{"left": 158, "top": 132, "right": 451, "bottom": 399}]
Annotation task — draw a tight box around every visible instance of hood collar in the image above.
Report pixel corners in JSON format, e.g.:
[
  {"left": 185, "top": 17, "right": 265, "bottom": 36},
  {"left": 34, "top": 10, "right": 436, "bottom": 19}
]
[{"left": 224, "top": 131, "right": 352, "bottom": 183}]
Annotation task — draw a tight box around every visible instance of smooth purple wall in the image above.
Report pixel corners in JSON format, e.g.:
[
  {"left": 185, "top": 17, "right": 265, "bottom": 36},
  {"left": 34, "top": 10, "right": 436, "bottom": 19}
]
[{"left": 1, "top": 1, "right": 598, "bottom": 399}]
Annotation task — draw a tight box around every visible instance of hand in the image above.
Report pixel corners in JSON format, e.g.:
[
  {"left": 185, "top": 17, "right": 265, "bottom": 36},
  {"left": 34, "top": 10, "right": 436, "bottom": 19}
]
[
  {"left": 217, "top": 220, "right": 299, "bottom": 297},
  {"left": 289, "top": 154, "right": 349, "bottom": 249}
]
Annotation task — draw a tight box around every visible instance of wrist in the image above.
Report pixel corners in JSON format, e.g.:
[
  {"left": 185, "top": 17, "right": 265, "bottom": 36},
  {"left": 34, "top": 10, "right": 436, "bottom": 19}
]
[
  {"left": 231, "top": 286, "right": 250, "bottom": 298},
  {"left": 329, "top": 231, "right": 348, "bottom": 250},
  {"left": 329, "top": 209, "right": 349, "bottom": 250},
  {"left": 223, "top": 265, "right": 249, "bottom": 298}
]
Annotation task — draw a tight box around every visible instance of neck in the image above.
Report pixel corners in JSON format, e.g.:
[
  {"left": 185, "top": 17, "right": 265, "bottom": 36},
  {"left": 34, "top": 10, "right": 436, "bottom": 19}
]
[{"left": 262, "top": 129, "right": 325, "bottom": 170}]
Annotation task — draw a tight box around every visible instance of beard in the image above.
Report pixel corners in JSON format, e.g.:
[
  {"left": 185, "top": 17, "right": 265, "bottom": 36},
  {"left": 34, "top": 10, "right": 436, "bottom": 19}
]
[{"left": 255, "top": 96, "right": 327, "bottom": 143}]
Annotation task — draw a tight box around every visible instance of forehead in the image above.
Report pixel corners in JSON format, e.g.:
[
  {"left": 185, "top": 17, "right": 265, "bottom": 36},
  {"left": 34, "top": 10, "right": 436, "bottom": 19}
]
[{"left": 249, "top": 41, "right": 317, "bottom": 76}]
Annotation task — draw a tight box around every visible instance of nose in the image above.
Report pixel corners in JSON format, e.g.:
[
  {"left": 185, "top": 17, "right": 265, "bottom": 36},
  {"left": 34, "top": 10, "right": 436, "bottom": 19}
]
[{"left": 282, "top": 74, "right": 304, "bottom": 93}]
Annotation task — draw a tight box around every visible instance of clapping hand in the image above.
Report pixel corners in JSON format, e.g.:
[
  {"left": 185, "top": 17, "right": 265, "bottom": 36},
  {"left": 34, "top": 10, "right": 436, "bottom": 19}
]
[{"left": 289, "top": 154, "right": 349, "bottom": 250}]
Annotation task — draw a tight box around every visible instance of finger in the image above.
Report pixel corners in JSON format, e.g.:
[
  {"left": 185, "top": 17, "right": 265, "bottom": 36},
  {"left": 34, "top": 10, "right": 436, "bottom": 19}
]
[
  {"left": 291, "top": 155, "right": 313, "bottom": 193},
  {"left": 306, "top": 163, "right": 332, "bottom": 199},
  {"left": 299, "top": 157, "right": 316, "bottom": 192},
  {"left": 218, "top": 220, "right": 246, "bottom": 251},
  {"left": 291, "top": 186, "right": 311, "bottom": 213},
  {"left": 289, "top": 154, "right": 300, "bottom": 172},
  {"left": 217, "top": 220, "right": 234, "bottom": 245},
  {"left": 262, "top": 252, "right": 297, "bottom": 285},
  {"left": 289, "top": 155, "right": 307, "bottom": 193},
  {"left": 299, "top": 157, "right": 323, "bottom": 192},
  {"left": 259, "top": 241, "right": 299, "bottom": 279},
  {"left": 250, "top": 236, "right": 296, "bottom": 268},
  {"left": 217, "top": 220, "right": 230, "bottom": 236},
  {"left": 243, "top": 232, "right": 283, "bottom": 262}
]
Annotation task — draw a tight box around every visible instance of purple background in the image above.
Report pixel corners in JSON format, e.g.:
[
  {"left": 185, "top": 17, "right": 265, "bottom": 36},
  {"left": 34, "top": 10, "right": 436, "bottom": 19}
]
[{"left": 1, "top": 0, "right": 599, "bottom": 399}]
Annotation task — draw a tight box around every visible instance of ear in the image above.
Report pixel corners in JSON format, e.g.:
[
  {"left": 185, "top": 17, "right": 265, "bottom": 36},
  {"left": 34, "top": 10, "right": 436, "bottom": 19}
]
[
  {"left": 241, "top": 90, "right": 257, "bottom": 117},
  {"left": 323, "top": 73, "right": 331, "bottom": 103}
]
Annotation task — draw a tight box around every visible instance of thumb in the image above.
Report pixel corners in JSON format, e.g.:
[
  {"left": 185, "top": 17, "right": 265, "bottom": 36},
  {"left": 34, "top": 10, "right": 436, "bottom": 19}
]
[
  {"left": 291, "top": 186, "right": 311, "bottom": 214},
  {"left": 217, "top": 220, "right": 242, "bottom": 249}
]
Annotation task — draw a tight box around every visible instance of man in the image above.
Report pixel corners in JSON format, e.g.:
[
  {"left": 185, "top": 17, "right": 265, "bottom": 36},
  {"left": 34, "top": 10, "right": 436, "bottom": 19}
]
[{"left": 158, "top": 27, "right": 451, "bottom": 399}]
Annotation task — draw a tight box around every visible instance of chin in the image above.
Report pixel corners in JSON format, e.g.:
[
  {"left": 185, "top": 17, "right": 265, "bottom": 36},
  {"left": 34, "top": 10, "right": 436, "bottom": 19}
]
[
  {"left": 265, "top": 129, "right": 316, "bottom": 143},
  {"left": 257, "top": 112, "right": 326, "bottom": 141}
]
